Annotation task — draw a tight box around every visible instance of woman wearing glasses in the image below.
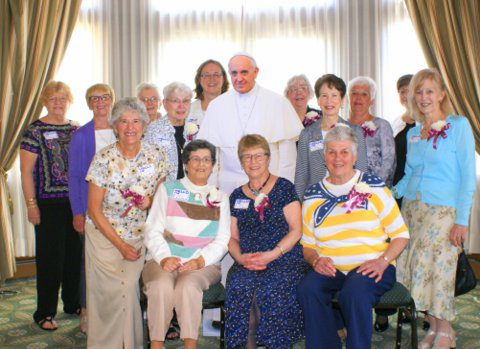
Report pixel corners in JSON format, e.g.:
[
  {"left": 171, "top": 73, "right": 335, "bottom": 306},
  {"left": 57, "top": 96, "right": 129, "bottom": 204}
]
[
  {"left": 143, "top": 139, "right": 231, "bottom": 349},
  {"left": 284, "top": 74, "right": 322, "bottom": 127},
  {"left": 145, "top": 82, "right": 194, "bottom": 180},
  {"left": 68, "top": 83, "right": 116, "bottom": 333},
  {"left": 225, "top": 134, "right": 306, "bottom": 349},
  {"left": 20, "top": 81, "right": 81, "bottom": 331},
  {"left": 137, "top": 82, "right": 162, "bottom": 122},
  {"left": 188, "top": 59, "right": 229, "bottom": 126}
]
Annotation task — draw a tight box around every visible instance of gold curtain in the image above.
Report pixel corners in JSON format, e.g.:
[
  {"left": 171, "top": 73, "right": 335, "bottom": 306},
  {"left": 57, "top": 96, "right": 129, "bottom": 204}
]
[
  {"left": 404, "top": 0, "right": 480, "bottom": 151},
  {"left": 0, "top": 0, "right": 81, "bottom": 283}
]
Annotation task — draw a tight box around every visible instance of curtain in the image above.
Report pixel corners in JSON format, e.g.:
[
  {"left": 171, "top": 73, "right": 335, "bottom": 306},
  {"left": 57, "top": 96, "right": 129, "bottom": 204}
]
[
  {"left": 404, "top": 0, "right": 480, "bottom": 151},
  {"left": 58, "top": 0, "right": 423, "bottom": 119},
  {"left": 0, "top": 0, "right": 81, "bottom": 282},
  {"left": 404, "top": 0, "right": 480, "bottom": 253}
]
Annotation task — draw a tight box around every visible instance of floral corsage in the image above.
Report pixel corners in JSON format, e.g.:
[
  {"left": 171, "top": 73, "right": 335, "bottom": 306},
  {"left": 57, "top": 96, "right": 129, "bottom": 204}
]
[
  {"left": 361, "top": 120, "right": 377, "bottom": 137},
  {"left": 428, "top": 120, "right": 450, "bottom": 149},
  {"left": 254, "top": 193, "right": 270, "bottom": 222},
  {"left": 342, "top": 182, "right": 372, "bottom": 213},
  {"left": 303, "top": 111, "right": 321, "bottom": 127},
  {"left": 185, "top": 122, "right": 199, "bottom": 141},
  {"left": 206, "top": 187, "right": 221, "bottom": 208},
  {"left": 119, "top": 185, "right": 146, "bottom": 217}
]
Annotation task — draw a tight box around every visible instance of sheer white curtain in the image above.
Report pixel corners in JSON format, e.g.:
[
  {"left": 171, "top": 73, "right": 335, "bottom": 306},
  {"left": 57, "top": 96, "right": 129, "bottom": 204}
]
[{"left": 10, "top": 0, "right": 429, "bottom": 256}]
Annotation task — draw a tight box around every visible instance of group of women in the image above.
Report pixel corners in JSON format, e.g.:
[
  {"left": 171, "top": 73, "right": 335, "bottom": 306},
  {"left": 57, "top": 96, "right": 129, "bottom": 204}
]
[{"left": 20, "top": 60, "right": 475, "bottom": 349}]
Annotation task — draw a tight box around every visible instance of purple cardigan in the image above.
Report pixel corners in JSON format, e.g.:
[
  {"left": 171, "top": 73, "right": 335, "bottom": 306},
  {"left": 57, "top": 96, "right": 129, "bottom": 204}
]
[{"left": 68, "top": 120, "right": 95, "bottom": 216}]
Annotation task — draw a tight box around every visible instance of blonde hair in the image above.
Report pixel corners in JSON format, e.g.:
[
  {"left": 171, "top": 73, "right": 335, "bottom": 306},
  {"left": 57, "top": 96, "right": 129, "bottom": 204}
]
[
  {"left": 40, "top": 81, "right": 73, "bottom": 106},
  {"left": 408, "top": 68, "right": 453, "bottom": 123},
  {"left": 237, "top": 134, "right": 270, "bottom": 160},
  {"left": 85, "top": 83, "right": 116, "bottom": 105}
]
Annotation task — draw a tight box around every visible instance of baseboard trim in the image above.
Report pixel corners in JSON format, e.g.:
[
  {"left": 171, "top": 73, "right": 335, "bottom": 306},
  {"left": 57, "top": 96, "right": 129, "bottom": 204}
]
[{"left": 11, "top": 257, "right": 36, "bottom": 279}]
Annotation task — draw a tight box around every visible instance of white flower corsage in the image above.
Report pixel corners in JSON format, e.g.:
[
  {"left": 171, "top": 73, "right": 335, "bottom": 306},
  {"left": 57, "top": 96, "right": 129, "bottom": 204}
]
[
  {"left": 303, "top": 111, "right": 321, "bottom": 127},
  {"left": 361, "top": 120, "right": 377, "bottom": 137},
  {"left": 185, "top": 122, "right": 199, "bottom": 141},
  {"left": 254, "top": 193, "right": 270, "bottom": 222},
  {"left": 206, "top": 187, "right": 221, "bottom": 208},
  {"left": 119, "top": 185, "right": 146, "bottom": 217},
  {"left": 342, "top": 182, "right": 372, "bottom": 213},
  {"left": 428, "top": 120, "right": 450, "bottom": 149}
]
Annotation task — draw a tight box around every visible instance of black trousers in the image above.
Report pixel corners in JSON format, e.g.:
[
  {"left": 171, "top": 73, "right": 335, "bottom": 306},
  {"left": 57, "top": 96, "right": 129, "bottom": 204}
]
[{"left": 33, "top": 201, "right": 82, "bottom": 322}]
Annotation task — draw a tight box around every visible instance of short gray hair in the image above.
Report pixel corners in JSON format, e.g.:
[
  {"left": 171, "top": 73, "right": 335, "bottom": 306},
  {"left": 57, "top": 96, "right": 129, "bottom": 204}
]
[
  {"left": 229, "top": 52, "right": 257, "bottom": 68},
  {"left": 347, "top": 76, "right": 377, "bottom": 100},
  {"left": 110, "top": 97, "right": 150, "bottom": 133},
  {"left": 136, "top": 82, "right": 160, "bottom": 98},
  {"left": 323, "top": 125, "right": 358, "bottom": 155},
  {"left": 163, "top": 82, "right": 193, "bottom": 100},
  {"left": 284, "top": 74, "right": 314, "bottom": 99}
]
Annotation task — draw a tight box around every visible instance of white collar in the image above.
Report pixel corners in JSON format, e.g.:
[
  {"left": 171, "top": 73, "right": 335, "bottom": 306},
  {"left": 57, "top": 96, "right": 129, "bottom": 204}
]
[{"left": 236, "top": 83, "right": 259, "bottom": 100}]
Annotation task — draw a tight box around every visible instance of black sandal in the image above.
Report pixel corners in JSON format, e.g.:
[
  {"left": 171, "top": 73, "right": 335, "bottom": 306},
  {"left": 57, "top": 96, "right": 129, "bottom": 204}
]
[
  {"left": 374, "top": 315, "right": 389, "bottom": 332},
  {"left": 37, "top": 316, "right": 58, "bottom": 331}
]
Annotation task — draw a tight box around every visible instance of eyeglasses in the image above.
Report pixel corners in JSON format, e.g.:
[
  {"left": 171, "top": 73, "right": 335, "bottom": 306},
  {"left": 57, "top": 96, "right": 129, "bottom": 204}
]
[
  {"left": 201, "top": 72, "right": 223, "bottom": 79},
  {"left": 89, "top": 94, "right": 112, "bottom": 102},
  {"left": 288, "top": 86, "right": 308, "bottom": 94},
  {"left": 240, "top": 153, "right": 269, "bottom": 163},
  {"left": 189, "top": 156, "right": 212, "bottom": 165},
  {"left": 141, "top": 96, "right": 159, "bottom": 103},
  {"left": 166, "top": 98, "right": 191, "bottom": 106},
  {"left": 47, "top": 96, "right": 68, "bottom": 103}
]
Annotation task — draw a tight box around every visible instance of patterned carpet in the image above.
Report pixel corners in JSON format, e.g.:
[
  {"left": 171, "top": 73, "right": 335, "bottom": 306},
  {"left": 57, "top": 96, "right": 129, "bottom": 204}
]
[{"left": 1, "top": 278, "right": 479, "bottom": 348}]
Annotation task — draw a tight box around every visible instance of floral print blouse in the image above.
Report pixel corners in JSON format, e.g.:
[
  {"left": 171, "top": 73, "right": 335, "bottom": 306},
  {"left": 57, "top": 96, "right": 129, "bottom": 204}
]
[
  {"left": 86, "top": 141, "right": 171, "bottom": 240},
  {"left": 20, "top": 119, "right": 79, "bottom": 200}
]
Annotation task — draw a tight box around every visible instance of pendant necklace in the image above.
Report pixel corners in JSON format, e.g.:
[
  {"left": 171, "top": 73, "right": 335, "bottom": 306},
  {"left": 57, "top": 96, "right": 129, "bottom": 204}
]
[
  {"left": 235, "top": 87, "right": 259, "bottom": 136},
  {"left": 248, "top": 173, "right": 271, "bottom": 196}
]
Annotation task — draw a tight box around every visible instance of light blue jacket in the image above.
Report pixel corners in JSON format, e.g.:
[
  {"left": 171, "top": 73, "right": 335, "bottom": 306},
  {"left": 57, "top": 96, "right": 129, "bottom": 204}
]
[{"left": 394, "top": 115, "right": 476, "bottom": 225}]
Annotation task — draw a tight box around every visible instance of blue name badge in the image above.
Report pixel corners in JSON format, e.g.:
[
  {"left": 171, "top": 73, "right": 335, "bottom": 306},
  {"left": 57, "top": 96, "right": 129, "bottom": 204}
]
[
  {"left": 309, "top": 140, "right": 323, "bottom": 152},
  {"left": 234, "top": 199, "right": 250, "bottom": 210},
  {"left": 172, "top": 189, "right": 190, "bottom": 201}
]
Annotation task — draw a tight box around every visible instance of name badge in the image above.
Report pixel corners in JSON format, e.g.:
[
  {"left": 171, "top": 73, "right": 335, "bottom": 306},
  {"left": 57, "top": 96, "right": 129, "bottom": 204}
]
[
  {"left": 158, "top": 138, "right": 170, "bottom": 147},
  {"left": 410, "top": 135, "right": 420, "bottom": 143},
  {"left": 309, "top": 140, "right": 323, "bottom": 152},
  {"left": 139, "top": 164, "right": 155, "bottom": 177},
  {"left": 44, "top": 131, "right": 59, "bottom": 140},
  {"left": 172, "top": 189, "right": 190, "bottom": 201},
  {"left": 234, "top": 199, "right": 250, "bottom": 210}
]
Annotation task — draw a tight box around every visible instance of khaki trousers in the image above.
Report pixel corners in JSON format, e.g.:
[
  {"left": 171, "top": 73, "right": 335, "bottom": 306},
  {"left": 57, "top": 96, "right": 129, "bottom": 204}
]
[
  {"left": 142, "top": 259, "right": 221, "bottom": 340},
  {"left": 85, "top": 223, "right": 145, "bottom": 349}
]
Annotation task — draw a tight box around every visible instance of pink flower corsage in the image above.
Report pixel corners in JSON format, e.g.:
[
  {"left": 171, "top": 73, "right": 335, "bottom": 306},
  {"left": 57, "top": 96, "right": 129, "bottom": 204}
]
[
  {"left": 428, "top": 120, "right": 450, "bottom": 149},
  {"left": 361, "top": 121, "right": 377, "bottom": 137},
  {"left": 342, "top": 182, "right": 372, "bottom": 213},
  {"left": 303, "top": 111, "right": 321, "bottom": 127},
  {"left": 119, "top": 185, "right": 146, "bottom": 217},
  {"left": 254, "top": 193, "right": 270, "bottom": 222},
  {"left": 185, "top": 122, "right": 199, "bottom": 141},
  {"left": 206, "top": 187, "right": 221, "bottom": 208}
]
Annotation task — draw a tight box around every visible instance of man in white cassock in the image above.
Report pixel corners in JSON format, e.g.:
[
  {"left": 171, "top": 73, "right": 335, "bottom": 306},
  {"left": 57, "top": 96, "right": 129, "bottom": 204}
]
[{"left": 197, "top": 53, "right": 303, "bottom": 195}]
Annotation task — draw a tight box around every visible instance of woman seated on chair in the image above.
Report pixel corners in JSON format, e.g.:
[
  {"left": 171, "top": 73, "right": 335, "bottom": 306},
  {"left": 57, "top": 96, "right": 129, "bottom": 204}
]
[
  {"left": 143, "top": 139, "right": 231, "bottom": 349},
  {"left": 225, "top": 134, "right": 306, "bottom": 349},
  {"left": 297, "top": 125, "right": 409, "bottom": 349}
]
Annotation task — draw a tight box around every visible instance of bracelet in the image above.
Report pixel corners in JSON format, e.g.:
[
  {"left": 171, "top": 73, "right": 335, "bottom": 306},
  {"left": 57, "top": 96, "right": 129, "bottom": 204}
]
[
  {"left": 312, "top": 256, "right": 321, "bottom": 268},
  {"left": 26, "top": 198, "right": 37, "bottom": 208},
  {"left": 381, "top": 255, "right": 389, "bottom": 263},
  {"left": 276, "top": 244, "right": 285, "bottom": 256}
]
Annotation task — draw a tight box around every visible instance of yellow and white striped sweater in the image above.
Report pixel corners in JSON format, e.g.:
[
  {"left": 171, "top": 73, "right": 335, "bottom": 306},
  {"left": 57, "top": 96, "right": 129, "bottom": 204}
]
[{"left": 301, "top": 171, "right": 409, "bottom": 273}]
